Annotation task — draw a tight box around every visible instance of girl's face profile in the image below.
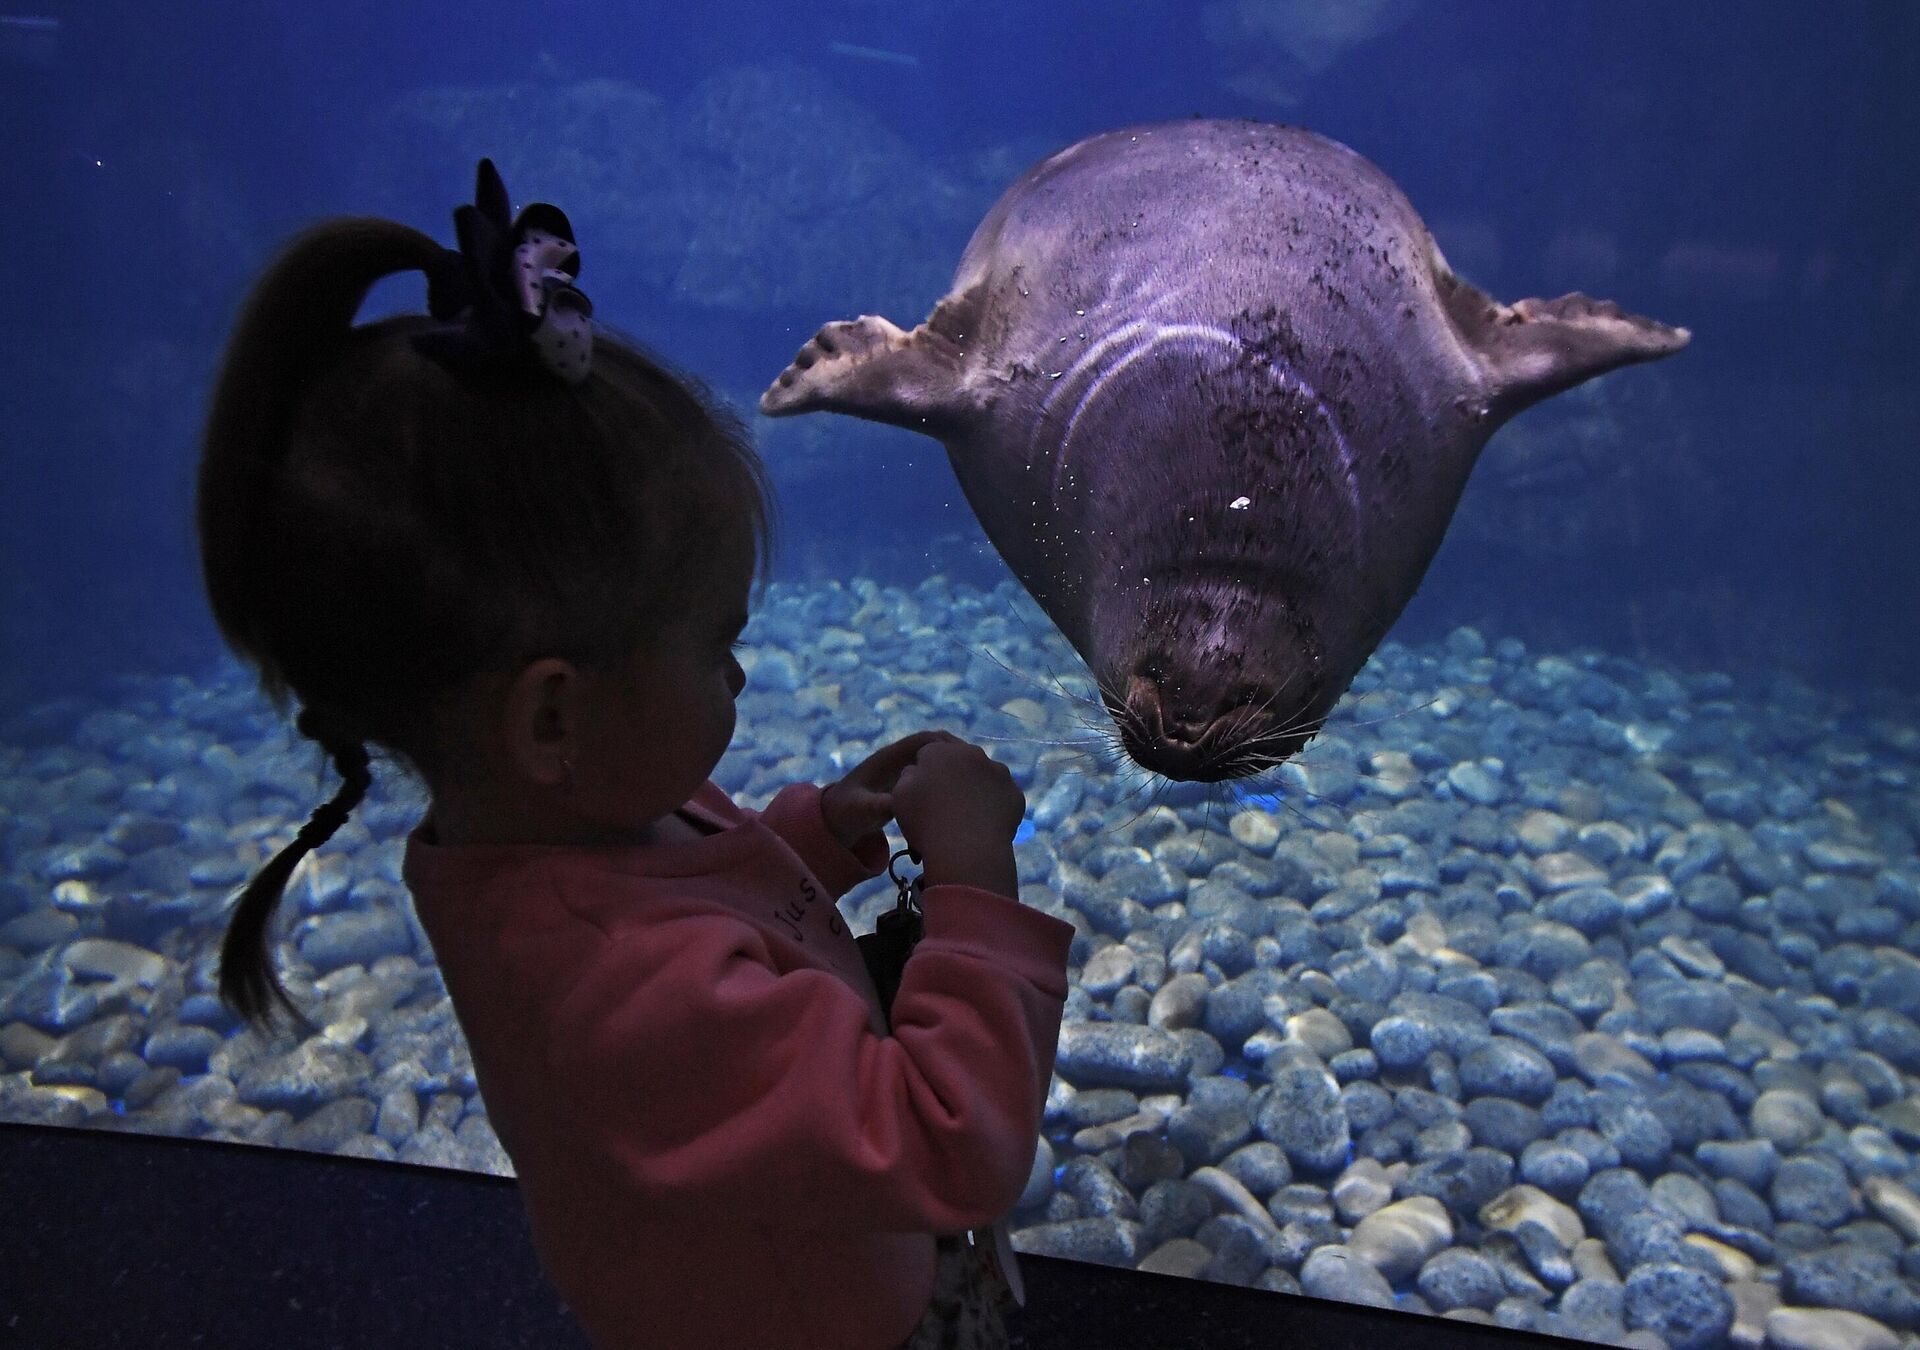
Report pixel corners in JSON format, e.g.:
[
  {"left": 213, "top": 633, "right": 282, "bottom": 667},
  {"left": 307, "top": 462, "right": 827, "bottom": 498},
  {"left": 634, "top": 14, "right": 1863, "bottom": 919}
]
[{"left": 587, "top": 532, "right": 754, "bottom": 833}]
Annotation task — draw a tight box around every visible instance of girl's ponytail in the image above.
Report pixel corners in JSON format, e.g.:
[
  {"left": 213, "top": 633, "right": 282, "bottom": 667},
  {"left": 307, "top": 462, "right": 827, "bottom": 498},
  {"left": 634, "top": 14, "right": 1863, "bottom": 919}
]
[
  {"left": 199, "top": 220, "right": 432, "bottom": 1026},
  {"left": 218, "top": 710, "right": 373, "bottom": 1026},
  {"left": 197, "top": 218, "right": 442, "bottom": 692}
]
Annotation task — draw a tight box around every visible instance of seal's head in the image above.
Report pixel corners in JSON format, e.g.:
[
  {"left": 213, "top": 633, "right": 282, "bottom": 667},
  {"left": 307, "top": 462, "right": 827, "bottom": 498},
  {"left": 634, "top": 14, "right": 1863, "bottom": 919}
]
[{"left": 1086, "top": 558, "right": 1354, "bottom": 782}]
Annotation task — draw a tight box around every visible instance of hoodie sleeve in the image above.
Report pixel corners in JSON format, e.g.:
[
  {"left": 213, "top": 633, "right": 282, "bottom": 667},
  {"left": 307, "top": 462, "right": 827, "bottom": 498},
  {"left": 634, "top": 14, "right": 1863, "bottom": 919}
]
[
  {"left": 545, "top": 890, "right": 1074, "bottom": 1235},
  {"left": 753, "top": 781, "right": 889, "bottom": 897}
]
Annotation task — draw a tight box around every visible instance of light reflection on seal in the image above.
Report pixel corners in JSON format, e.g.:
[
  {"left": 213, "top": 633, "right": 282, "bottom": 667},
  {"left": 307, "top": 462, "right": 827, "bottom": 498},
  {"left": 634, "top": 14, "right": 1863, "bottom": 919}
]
[{"left": 763, "top": 119, "right": 1689, "bottom": 781}]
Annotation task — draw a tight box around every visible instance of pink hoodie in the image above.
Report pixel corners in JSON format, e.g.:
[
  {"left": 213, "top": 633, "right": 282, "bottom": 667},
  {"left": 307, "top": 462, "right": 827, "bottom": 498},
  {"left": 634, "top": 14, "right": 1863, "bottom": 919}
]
[{"left": 402, "top": 780, "right": 1075, "bottom": 1350}]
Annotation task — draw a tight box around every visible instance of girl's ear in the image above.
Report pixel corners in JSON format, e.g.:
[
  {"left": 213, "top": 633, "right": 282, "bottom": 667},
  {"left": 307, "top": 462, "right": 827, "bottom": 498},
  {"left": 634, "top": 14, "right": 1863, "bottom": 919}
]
[{"left": 503, "top": 656, "right": 582, "bottom": 791}]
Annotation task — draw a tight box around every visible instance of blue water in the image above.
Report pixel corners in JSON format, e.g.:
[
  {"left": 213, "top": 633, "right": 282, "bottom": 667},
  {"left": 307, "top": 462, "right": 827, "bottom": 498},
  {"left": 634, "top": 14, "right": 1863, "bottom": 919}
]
[
  {"left": 3, "top": 0, "right": 1916, "bottom": 706},
  {"left": 3, "top": 2, "right": 1919, "bottom": 1346}
]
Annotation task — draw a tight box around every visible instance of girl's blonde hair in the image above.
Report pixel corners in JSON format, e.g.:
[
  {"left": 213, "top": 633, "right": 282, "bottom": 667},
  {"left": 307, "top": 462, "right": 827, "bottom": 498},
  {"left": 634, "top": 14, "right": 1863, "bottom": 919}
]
[{"left": 197, "top": 216, "right": 770, "bottom": 1026}]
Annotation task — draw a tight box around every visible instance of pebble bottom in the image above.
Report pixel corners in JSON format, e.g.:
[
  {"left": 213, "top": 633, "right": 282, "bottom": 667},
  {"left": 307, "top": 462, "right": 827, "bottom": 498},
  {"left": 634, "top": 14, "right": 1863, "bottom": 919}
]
[{"left": 3, "top": 579, "right": 1920, "bottom": 1350}]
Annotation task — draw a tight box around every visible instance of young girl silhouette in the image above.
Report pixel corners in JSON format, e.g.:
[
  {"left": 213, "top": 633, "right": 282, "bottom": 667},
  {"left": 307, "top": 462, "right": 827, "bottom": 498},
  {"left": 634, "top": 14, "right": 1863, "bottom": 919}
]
[{"left": 195, "top": 161, "right": 1074, "bottom": 1350}]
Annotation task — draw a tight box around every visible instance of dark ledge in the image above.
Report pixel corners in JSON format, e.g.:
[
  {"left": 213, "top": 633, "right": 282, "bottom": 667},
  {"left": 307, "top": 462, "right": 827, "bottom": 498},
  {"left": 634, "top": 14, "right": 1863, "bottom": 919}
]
[{"left": 2, "top": 1120, "right": 1582, "bottom": 1348}]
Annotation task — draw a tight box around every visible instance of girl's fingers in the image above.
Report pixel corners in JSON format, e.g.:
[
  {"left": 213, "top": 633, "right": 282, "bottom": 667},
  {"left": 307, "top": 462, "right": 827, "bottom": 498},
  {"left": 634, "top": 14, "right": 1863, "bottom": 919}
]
[
  {"left": 822, "top": 782, "right": 894, "bottom": 848},
  {"left": 857, "top": 730, "right": 956, "bottom": 785}
]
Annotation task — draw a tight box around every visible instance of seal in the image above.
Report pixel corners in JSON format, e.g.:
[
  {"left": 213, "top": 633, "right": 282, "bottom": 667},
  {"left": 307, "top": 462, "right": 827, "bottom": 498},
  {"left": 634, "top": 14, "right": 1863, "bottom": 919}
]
[{"left": 762, "top": 120, "right": 1689, "bottom": 781}]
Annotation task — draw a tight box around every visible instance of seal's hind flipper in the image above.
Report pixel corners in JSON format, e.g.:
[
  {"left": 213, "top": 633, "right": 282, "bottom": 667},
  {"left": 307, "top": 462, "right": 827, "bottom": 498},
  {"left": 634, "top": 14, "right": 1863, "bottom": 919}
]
[
  {"left": 1439, "top": 271, "right": 1690, "bottom": 421},
  {"left": 759, "top": 314, "right": 970, "bottom": 434}
]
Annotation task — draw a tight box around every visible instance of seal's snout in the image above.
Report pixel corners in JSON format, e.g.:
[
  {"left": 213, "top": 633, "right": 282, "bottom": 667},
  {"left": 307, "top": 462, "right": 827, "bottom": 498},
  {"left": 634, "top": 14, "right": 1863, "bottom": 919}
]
[{"left": 1116, "top": 663, "right": 1312, "bottom": 782}]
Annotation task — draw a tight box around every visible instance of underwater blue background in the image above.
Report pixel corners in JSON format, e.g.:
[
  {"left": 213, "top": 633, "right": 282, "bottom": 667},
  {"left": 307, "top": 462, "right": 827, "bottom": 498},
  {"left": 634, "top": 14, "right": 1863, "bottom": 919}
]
[
  {"left": 3, "top": 3, "right": 1920, "bottom": 1347},
  {"left": 2, "top": 0, "right": 1916, "bottom": 706}
]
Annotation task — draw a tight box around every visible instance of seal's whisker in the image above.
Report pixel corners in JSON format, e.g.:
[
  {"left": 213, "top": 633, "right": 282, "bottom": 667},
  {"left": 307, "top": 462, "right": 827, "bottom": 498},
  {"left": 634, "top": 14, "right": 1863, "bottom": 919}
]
[
  {"left": 971, "top": 732, "right": 1107, "bottom": 750},
  {"left": 1256, "top": 788, "right": 1335, "bottom": 831},
  {"left": 1221, "top": 670, "right": 1297, "bottom": 736},
  {"left": 1209, "top": 669, "right": 1312, "bottom": 761},
  {"left": 1227, "top": 720, "right": 1320, "bottom": 755},
  {"left": 1269, "top": 705, "right": 1336, "bottom": 740},
  {"left": 1213, "top": 698, "right": 1267, "bottom": 748},
  {"left": 1110, "top": 772, "right": 1178, "bottom": 835},
  {"left": 1214, "top": 739, "right": 1276, "bottom": 771},
  {"left": 1108, "top": 744, "right": 1162, "bottom": 799},
  {"left": 925, "top": 606, "right": 1107, "bottom": 732},
  {"left": 1071, "top": 705, "right": 1125, "bottom": 740},
  {"left": 1318, "top": 679, "right": 1381, "bottom": 725},
  {"left": 1204, "top": 774, "right": 1240, "bottom": 838},
  {"left": 1003, "top": 597, "right": 1107, "bottom": 708},
  {"left": 1323, "top": 692, "right": 1443, "bottom": 732},
  {"left": 964, "top": 706, "right": 1088, "bottom": 758},
  {"left": 980, "top": 638, "right": 1108, "bottom": 718},
  {"left": 1071, "top": 712, "right": 1149, "bottom": 795},
  {"left": 1097, "top": 675, "right": 1153, "bottom": 753},
  {"left": 1211, "top": 742, "right": 1350, "bottom": 822},
  {"left": 1217, "top": 761, "right": 1343, "bottom": 829}
]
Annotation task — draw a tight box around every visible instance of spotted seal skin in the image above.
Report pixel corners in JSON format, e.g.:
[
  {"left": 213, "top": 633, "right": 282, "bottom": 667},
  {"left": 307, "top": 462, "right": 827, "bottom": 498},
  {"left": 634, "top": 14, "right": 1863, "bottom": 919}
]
[{"left": 762, "top": 120, "right": 1688, "bottom": 781}]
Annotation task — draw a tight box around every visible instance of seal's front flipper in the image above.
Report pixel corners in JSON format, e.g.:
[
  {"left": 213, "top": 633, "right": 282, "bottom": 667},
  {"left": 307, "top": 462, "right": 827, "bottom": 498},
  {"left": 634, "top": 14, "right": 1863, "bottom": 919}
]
[
  {"left": 759, "top": 313, "right": 970, "bottom": 435},
  {"left": 1440, "top": 272, "right": 1690, "bottom": 422}
]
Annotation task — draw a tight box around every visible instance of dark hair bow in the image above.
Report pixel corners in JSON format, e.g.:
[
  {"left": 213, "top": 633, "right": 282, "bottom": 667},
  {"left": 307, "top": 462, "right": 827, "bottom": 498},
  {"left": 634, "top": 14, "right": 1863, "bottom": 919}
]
[{"left": 412, "top": 159, "right": 594, "bottom": 385}]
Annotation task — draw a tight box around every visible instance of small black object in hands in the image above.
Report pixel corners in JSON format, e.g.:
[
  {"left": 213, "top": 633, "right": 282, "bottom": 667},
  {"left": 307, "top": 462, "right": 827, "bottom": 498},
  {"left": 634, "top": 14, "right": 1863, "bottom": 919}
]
[{"left": 859, "top": 847, "right": 924, "bottom": 1029}]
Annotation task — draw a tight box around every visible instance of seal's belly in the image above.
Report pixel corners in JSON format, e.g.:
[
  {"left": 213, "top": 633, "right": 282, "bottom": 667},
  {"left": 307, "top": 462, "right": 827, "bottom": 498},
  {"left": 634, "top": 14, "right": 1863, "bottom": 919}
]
[{"left": 996, "top": 317, "right": 1370, "bottom": 604}]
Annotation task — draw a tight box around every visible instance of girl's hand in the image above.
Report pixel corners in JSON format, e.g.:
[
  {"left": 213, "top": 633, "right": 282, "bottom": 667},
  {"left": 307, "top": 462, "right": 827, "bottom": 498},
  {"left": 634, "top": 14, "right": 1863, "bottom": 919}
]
[
  {"left": 820, "top": 730, "right": 963, "bottom": 850},
  {"left": 891, "top": 739, "right": 1026, "bottom": 900}
]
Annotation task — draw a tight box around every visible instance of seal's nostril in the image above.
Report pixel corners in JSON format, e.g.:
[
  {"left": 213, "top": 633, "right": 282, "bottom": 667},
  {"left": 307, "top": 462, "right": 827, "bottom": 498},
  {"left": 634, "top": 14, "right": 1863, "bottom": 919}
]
[
  {"left": 1124, "top": 672, "right": 1164, "bottom": 721},
  {"left": 1163, "top": 718, "right": 1209, "bottom": 748}
]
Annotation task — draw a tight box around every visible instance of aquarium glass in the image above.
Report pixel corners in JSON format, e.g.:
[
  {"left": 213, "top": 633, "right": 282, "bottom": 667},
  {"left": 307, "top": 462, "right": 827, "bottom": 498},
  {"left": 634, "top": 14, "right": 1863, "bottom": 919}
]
[{"left": 3, "top": 2, "right": 1919, "bottom": 1346}]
